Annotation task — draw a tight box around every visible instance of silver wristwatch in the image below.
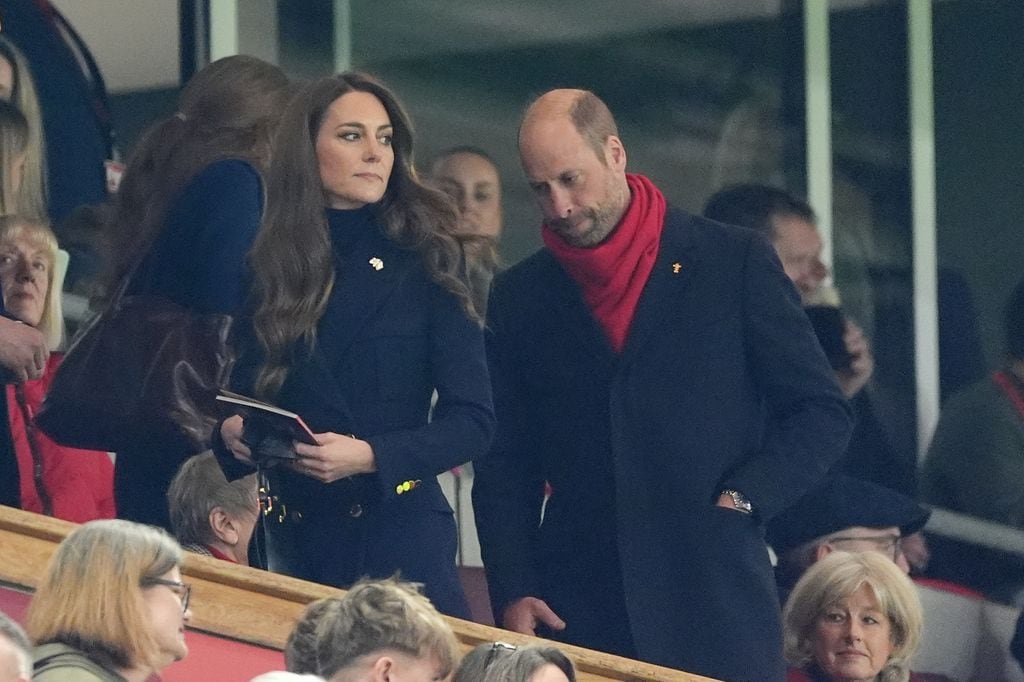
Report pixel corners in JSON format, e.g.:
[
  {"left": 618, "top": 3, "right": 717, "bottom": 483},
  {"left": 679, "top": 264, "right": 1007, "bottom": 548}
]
[{"left": 720, "top": 489, "right": 753, "bottom": 514}]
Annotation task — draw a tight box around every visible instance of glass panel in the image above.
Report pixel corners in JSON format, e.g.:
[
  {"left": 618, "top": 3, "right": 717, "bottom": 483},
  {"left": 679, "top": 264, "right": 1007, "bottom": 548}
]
[
  {"left": 827, "top": 2, "right": 918, "bottom": 494},
  {"left": 924, "top": 0, "right": 1024, "bottom": 604},
  {"left": 341, "top": 1, "right": 807, "bottom": 263}
]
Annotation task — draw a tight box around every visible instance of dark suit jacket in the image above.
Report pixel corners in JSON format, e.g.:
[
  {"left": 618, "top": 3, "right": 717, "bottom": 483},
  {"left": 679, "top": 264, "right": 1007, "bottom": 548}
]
[
  {"left": 219, "top": 209, "right": 495, "bottom": 616},
  {"left": 474, "top": 207, "right": 852, "bottom": 680}
]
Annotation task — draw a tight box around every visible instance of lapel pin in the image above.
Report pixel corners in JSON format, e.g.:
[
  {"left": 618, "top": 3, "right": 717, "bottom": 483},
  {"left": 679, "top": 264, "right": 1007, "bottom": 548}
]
[
  {"left": 369, "top": 257, "right": 384, "bottom": 271},
  {"left": 672, "top": 262, "right": 682, "bottom": 274}
]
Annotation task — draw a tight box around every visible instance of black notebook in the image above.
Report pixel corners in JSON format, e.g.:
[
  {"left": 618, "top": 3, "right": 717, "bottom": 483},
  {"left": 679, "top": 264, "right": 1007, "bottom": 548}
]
[{"left": 215, "top": 390, "right": 318, "bottom": 448}]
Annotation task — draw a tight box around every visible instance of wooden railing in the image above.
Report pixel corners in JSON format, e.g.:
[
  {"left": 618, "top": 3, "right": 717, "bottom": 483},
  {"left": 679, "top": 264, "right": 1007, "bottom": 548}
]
[{"left": 0, "top": 506, "right": 714, "bottom": 682}]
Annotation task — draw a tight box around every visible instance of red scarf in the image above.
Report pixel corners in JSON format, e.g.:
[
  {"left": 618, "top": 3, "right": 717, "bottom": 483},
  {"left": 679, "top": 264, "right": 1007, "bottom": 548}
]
[{"left": 543, "top": 173, "right": 665, "bottom": 353}]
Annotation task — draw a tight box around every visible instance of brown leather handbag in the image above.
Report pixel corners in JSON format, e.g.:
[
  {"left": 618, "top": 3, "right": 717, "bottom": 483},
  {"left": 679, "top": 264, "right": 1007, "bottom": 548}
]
[{"left": 35, "top": 283, "right": 233, "bottom": 452}]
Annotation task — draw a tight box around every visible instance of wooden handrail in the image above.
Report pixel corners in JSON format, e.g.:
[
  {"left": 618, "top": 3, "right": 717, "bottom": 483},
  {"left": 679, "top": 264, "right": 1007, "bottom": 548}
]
[{"left": 0, "top": 506, "right": 714, "bottom": 682}]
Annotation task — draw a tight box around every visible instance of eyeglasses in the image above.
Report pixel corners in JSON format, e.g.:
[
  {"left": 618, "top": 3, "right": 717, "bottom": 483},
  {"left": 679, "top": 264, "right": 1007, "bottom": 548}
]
[
  {"left": 826, "top": 534, "right": 902, "bottom": 561},
  {"left": 483, "top": 641, "right": 518, "bottom": 669},
  {"left": 142, "top": 577, "right": 192, "bottom": 613}
]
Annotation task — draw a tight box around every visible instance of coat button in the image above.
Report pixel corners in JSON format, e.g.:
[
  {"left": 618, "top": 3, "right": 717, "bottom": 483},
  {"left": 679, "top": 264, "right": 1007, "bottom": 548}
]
[{"left": 349, "top": 504, "right": 363, "bottom": 518}]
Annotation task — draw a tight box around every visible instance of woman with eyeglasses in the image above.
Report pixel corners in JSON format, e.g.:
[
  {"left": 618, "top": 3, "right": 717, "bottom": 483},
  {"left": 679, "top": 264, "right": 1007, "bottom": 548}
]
[{"left": 25, "top": 519, "right": 192, "bottom": 681}]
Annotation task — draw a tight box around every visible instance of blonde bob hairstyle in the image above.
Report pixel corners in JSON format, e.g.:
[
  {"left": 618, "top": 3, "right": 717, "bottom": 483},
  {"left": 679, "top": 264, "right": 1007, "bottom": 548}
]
[
  {"left": 0, "top": 36, "right": 47, "bottom": 220},
  {"left": 783, "top": 550, "right": 923, "bottom": 682},
  {"left": 26, "top": 519, "right": 184, "bottom": 673},
  {"left": 0, "top": 215, "right": 63, "bottom": 348}
]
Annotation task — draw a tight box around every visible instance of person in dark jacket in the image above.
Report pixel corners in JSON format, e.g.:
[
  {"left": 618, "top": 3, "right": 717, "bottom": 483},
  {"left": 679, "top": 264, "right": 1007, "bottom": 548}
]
[
  {"left": 216, "top": 73, "right": 494, "bottom": 617},
  {"left": 472, "top": 89, "right": 851, "bottom": 680},
  {"left": 703, "top": 184, "right": 916, "bottom": 496},
  {"left": 103, "top": 56, "right": 290, "bottom": 529}
]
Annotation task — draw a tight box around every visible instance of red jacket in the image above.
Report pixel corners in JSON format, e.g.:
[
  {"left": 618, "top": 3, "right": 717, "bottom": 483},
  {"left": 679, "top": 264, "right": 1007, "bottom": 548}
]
[{"left": 8, "top": 353, "right": 115, "bottom": 522}]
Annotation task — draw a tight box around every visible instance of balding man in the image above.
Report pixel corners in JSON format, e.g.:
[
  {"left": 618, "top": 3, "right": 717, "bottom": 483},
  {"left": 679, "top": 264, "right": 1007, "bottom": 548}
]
[{"left": 472, "top": 89, "right": 852, "bottom": 680}]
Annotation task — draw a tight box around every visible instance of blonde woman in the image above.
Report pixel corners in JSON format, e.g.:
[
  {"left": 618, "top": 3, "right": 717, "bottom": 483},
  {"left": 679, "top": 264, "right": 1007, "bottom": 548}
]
[
  {"left": 783, "top": 551, "right": 941, "bottom": 682},
  {"left": 0, "top": 36, "right": 46, "bottom": 220},
  {"left": 26, "top": 519, "right": 192, "bottom": 681},
  {"left": 0, "top": 215, "right": 114, "bottom": 521}
]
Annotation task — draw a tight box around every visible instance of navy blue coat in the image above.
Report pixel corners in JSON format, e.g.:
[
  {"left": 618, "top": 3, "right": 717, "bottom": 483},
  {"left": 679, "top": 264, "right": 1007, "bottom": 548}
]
[
  {"left": 219, "top": 207, "right": 495, "bottom": 617},
  {"left": 116, "top": 159, "right": 264, "bottom": 529},
  {"left": 473, "top": 207, "right": 852, "bottom": 680}
]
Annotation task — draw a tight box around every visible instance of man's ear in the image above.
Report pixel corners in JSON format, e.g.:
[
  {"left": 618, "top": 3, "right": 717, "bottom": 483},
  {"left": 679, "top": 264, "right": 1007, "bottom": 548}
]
[
  {"left": 209, "top": 507, "right": 238, "bottom": 546},
  {"left": 815, "top": 543, "right": 834, "bottom": 563},
  {"left": 370, "top": 655, "right": 394, "bottom": 682},
  {"left": 605, "top": 135, "right": 627, "bottom": 171}
]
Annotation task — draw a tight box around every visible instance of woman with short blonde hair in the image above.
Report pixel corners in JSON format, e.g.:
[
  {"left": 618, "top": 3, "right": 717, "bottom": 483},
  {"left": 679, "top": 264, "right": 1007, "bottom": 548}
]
[
  {"left": 0, "top": 215, "right": 114, "bottom": 523},
  {"left": 0, "top": 215, "right": 63, "bottom": 347},
  {"left": 783, "top": 551, "right": 924, "bottom": 682},
  {"left": 26, "top": 520, "right": 191, "bottom": 681}
]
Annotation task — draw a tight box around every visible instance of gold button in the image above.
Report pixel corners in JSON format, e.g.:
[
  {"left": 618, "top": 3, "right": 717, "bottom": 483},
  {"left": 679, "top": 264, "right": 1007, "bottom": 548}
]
[{"left": 349, "top": 504, "right": 363, "bottom": 518}]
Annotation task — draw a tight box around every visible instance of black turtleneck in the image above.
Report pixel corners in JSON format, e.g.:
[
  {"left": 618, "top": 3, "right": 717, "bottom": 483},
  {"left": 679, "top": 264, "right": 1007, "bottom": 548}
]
[{"left": 326, "top": 205, "right": 378, "bottom": 257}]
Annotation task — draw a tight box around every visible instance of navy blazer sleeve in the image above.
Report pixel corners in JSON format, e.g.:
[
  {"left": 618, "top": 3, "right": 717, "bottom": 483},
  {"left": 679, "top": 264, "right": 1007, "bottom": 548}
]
[
  {"left": 137, "top": 159, "right": 262, "bottom": 314},
  {"left": 722, "top": 232, "right": 853, "bottom": 519},
  {"left": 216, "top": 272, "right": 495, "bottom": 496},
  {"left": 366, "top": 282, "right": 495, "bottom": 497}
]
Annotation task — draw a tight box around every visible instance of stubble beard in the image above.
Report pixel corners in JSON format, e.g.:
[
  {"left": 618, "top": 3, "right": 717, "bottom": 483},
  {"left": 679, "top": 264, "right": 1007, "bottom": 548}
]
[{"left": 551, "top": 178, "right": 630, "bottom": 249}]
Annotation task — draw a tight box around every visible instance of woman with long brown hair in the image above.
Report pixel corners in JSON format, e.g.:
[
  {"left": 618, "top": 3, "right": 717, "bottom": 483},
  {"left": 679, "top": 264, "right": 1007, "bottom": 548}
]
[
  {"left": 216, "top": 72, "right": 494, "bottom": 617},
  {"left": 105, "top": 55, "right": 291, "bottom": 529}
]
